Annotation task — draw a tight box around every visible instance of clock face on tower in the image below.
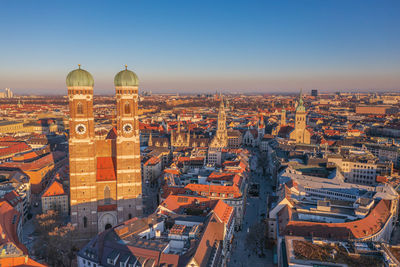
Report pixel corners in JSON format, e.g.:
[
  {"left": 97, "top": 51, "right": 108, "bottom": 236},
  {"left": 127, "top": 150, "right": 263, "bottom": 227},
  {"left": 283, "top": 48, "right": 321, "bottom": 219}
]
[
  {"left": 75, "top": 124, "right": 87, "bottom": 135},
  {"left": 123, "top": 123, "right": 133, "bottom": 134}
]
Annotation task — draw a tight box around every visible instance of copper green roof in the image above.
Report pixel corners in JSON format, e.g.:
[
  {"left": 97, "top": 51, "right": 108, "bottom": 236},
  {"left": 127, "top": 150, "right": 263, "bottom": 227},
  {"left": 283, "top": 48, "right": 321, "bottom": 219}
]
[
  {"left": 296, "top": 91, "right": 306, "bottom": 112},
  {"left": 66, "top": 65, "right": 94, "bottom": 87},
  {"left": 114, "top": 65, "right": 139, "bottom": 87}
]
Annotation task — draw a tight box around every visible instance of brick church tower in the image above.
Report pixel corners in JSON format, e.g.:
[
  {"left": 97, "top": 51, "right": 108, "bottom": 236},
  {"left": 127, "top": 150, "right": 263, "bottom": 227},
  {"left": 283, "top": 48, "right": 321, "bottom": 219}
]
[
  {"left": 67, "top": 65, "right": 142, "bottom": 236},
  {"left": 114, "top": 65, "right": 142, "bottom": 223}
]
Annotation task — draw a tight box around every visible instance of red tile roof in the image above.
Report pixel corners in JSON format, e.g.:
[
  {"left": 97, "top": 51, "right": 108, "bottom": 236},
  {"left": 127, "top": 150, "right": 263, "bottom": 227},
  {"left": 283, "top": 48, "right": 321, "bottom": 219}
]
[
  {"left": 12, "top": 151, "right": 39, "bottom": 161},
  {"left": 126, "top": 246, "right": 161, "bottom": 265},
  {"left": 208, "top": 172, "right": 234, "bottom": 179},
  {"left": 278, "top": 125, "right": 294, "bottom": 136},
  {"left": 0, "top": 256, "right": 46, "bottom": 267},
  {"left": 0, "top": 151, "right": 66, "bottom": 171},
  {"left": 144, "top": 156, "right": 160, "bottom": 166},
  {"left": 163, "top": 168, "right": 180, "bottom": 175},
  {"left": 0, "top": 136, "right": 17, "bottom": 142},
  {"left": 185, "top": 184, "right": 241, "bottom": 198},
  {"left": 177, "top": 157, "right": 191, "bottom": 162},
  {"left": 206, "top": 172, "right": 243, "bottom": 187},
  {"left": 192, "top": 216, "right": 224, "bottom": 267},
  {"left": 213, "top": 200, "right": 234, "bottom": 225},
  {"left": 160, "top": 186, "right": 189, "bottom": 199},
  {"left": 320, "top": 139, "right": 336, "bottom": 146},
  {"left": 376, "top": 176, "right": 388, "bottom": 183},
  {"left": 42, "top": 179, "right": 65, "bottom": 197},
  {"left": 0, "top": 190, "right": 22, "bottom": 208},
  {"left": 0, "top": 200, "right": 27, "bottom": 254},
  {"left": 279, "top": 199, "right": 392, "bottom": 240},
  {"left": 223, "top": 161, "right": 247, "bottom": 173},
  {"left": 159, "top": 253, "right": 179, "bottom": 267},
  {"left": 96, "top": 157, "right": 116, "bottom": 181},
  {"left": 324, "top": 129, "right": 341, "bottom": 136},
  {"left": 0, "top": 142, "right": 31, "bottom": 158},
  {"left": 159, "top": 194, "right": 217, "bottom": 214}
]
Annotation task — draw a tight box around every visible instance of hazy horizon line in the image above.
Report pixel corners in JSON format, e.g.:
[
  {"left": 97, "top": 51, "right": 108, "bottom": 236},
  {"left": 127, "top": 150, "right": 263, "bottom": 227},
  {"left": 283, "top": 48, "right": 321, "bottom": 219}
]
[{"left": 6, "top": 88, "right": 400, "bottom": 97}]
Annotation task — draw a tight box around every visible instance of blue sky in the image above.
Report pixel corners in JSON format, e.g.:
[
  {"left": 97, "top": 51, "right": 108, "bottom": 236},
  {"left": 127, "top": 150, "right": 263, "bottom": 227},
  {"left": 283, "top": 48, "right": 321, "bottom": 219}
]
[{"left": 0, "top": 0, "right": 399, "bottom": 94}]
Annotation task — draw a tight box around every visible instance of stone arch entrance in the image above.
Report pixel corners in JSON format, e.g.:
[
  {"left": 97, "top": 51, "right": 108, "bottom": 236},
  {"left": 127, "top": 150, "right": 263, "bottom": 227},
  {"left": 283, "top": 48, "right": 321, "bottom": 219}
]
[{"left": 98, "top": 212, "right": 117, "bottom": 232}]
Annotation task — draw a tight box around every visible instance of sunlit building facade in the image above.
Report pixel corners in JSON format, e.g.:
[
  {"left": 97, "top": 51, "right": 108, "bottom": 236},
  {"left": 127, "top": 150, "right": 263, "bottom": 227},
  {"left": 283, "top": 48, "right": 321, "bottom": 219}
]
[{"left": 67, "top": 65, "right": 142, "bottom": 236}]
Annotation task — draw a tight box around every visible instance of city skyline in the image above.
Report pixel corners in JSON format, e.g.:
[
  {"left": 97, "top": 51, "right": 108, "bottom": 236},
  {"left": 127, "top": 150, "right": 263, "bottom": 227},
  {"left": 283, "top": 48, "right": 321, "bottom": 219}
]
[
  {"left": 3, "top": 2, "right": 400, "bottom": 266},
  {"left": 1, "top": 0, "right": 400, "bottom": 94}
]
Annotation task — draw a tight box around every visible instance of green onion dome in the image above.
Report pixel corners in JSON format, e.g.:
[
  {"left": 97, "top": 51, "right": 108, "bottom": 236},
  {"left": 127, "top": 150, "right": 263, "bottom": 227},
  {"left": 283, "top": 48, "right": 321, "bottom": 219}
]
[
  {"left": 66, "top": 65, "right": 94, "bottom": 87},
  {"left": 114, "top": 65, "right": 139, "bottom": 87}
]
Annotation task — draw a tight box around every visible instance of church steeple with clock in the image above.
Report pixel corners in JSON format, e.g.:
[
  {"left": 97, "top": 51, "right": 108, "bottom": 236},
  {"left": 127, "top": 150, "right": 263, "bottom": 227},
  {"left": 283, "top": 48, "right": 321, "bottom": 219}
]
[
  {"left": 67, "top": 64, "right": 95, "bottom": 140},
  {"left": 67, "top": 65, "right": 142, "bottom": 236},
  {"left": 114, "top": 65, "right": 142, "bottom": 223}
]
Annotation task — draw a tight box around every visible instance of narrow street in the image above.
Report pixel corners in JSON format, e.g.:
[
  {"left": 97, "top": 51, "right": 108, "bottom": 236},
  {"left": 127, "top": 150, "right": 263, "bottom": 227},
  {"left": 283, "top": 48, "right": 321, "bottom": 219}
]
[
  {"left": 142, "top": 181, "right": 160, "bottom": 215},
  {"left": 390, "top": 222, "right": 400, "bottom": 245},
  {"left": 228, "top": 150, "right": 275, "bottom": 267},
  {"left": 22, "top": 219, "right": 35, "bottom": 252}
]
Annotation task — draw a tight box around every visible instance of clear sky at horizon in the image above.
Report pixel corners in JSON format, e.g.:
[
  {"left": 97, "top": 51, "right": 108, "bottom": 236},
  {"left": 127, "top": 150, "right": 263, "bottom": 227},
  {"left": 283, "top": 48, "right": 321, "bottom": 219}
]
[{"left": 0, "top": 0, "right": 399, "bottom": 94}]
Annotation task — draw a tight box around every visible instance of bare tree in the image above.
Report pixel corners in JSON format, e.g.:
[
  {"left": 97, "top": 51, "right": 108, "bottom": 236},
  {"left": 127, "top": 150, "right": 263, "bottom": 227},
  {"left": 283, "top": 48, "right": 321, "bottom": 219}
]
[
  {"left": 33, "top": 210, "right": 79, "bottom": 267},
  {"left": 245, "top": 221, "right": 267, "bottom": 257}
]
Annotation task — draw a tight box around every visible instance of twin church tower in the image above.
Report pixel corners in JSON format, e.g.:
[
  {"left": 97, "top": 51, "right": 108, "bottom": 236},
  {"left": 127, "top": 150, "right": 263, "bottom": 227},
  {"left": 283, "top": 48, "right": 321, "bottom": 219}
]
[{"left": 67, "top": 65, "right": 142, "bottom": 235}]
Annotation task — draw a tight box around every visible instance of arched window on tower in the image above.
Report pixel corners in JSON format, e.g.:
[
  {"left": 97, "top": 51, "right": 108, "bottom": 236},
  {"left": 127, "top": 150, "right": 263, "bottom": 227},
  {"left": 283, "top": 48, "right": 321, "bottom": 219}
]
[
  {"left": 77, "top": 102, "right": 83, "bottom": 115},
  {"left": 83, "top": 217, "right": 87, "bottom": 228},
  {"left": 104, "top": 186, "right": 111, "bottom": 204},
  {"left": 124, "top": 102, "right": 131, "bottom": 114}
]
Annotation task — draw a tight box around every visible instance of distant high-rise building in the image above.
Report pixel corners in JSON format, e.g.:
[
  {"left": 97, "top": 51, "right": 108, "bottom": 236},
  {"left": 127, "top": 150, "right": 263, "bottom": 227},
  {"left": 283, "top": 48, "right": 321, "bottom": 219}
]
[
  {"left": 67, "top": 65, "right": 142, "bottom": 236},
  {"left": 311, "top": 89, "right": 318, "bottom": 97},
  {"left": 0, "top": 88, "right": 13, "bottom": 98}
]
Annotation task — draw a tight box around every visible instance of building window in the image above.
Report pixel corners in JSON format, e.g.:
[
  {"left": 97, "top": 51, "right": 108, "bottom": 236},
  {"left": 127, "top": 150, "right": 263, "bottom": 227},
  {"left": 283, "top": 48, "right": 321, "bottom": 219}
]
[
  {"left": 104, "top": 186, "right": 111, "bottom": 204},
  {"left": 83, "top": 217, "right": 88, "bottom": 228},
  {"left": 77, "top": 102, "right": 83, "bottom": 114},
  {"left": 124, "top": 102, "right": 131, "bottom": 114}
]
